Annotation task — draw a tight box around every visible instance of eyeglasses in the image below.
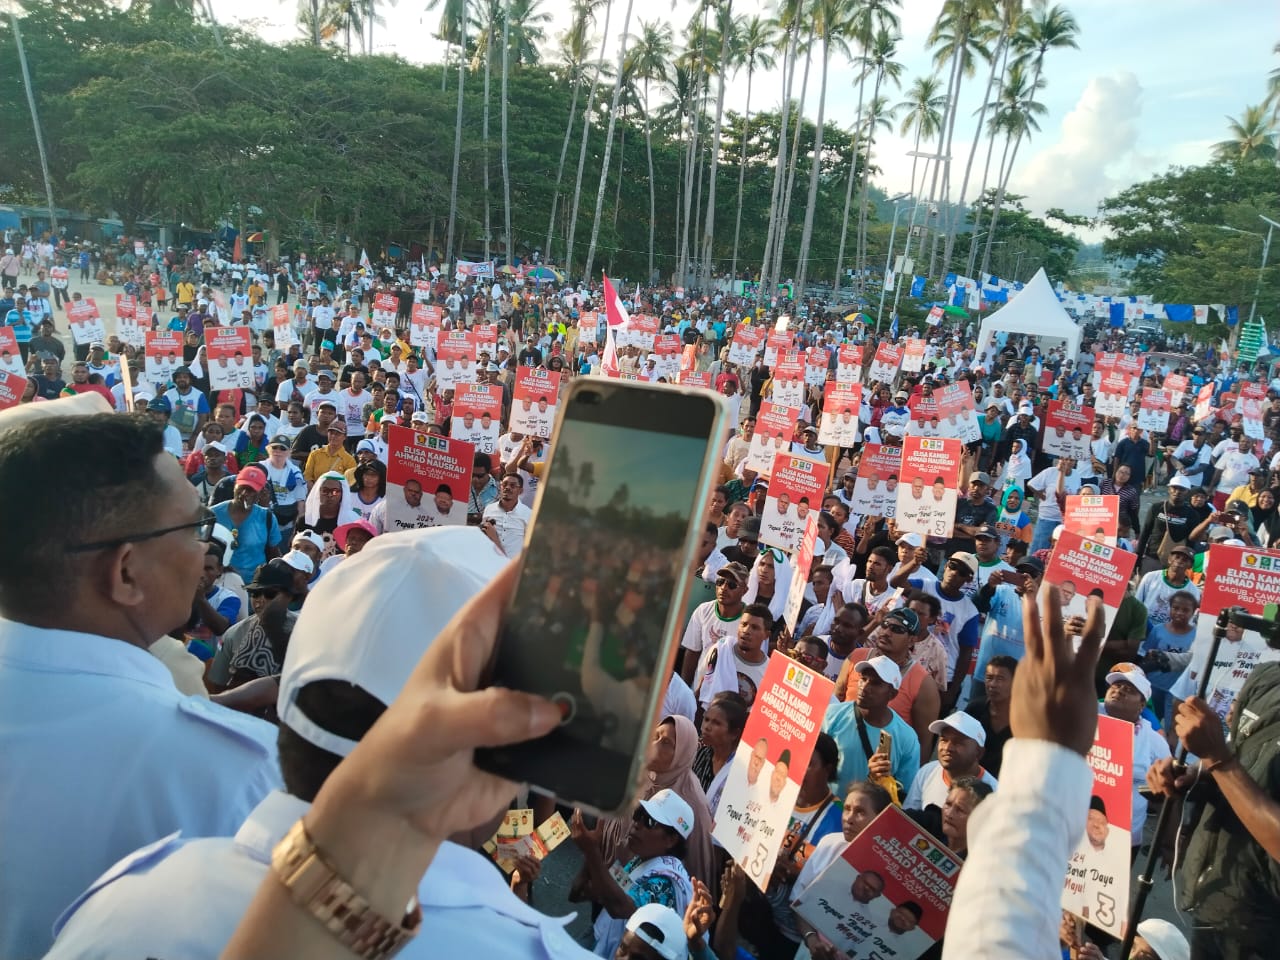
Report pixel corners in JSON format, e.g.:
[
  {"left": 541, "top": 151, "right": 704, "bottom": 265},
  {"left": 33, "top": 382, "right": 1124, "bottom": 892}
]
[
  {"left": 68, "top": 508, "right": 217, "bottom": 553},
  {"left": 633, "top": 809, "right": 660, "bottom": 830}
]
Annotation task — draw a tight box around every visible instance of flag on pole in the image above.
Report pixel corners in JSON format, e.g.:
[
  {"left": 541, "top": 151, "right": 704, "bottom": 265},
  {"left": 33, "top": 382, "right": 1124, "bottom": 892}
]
[
  {"left": 601, "top": 274, "right": 632, "bottom": 378},
  {"left": 889, "top": 312, "right": 899, "bottom": 339},
  {"left": 360, "top": 248, "right": 372, "bottom": 271}
]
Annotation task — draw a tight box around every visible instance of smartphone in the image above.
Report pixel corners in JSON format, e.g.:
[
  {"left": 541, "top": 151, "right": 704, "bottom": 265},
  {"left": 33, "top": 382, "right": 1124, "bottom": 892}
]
[
  {"left": 475, "top": 379, "right": 730, "bottom": 815},
  {"left": 877, "top": 731, "right": 893, "bottom": 757}
]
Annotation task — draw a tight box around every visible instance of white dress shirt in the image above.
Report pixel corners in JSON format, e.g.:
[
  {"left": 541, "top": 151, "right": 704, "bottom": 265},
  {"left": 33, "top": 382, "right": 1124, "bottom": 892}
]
[
  {"left": 48, "top": 790, "right": 595, "bottom": 960},
  {"left": 0, "top": 618, "right": 281, "bottom": 958},
  {"left": 904, "top": 760, "right": 999, "bottom": 810}
]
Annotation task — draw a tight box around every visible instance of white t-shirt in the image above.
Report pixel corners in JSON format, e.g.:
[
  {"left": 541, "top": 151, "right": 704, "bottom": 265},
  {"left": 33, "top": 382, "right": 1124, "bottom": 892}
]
[
  {"left": 1215, "top": 450, "right": 1259, "bottom": 493},
  {"left": 337, "top": 390, "right": 372, "bottom": 437},
  {"left": 904, "top": 759, "right": 999, "bottom": 810},
  {"left": 482, "top": 499, "right": 532, "bottom": 557},
  {"left": 680, "top": 601, "right": 743, "bottom": 656}
]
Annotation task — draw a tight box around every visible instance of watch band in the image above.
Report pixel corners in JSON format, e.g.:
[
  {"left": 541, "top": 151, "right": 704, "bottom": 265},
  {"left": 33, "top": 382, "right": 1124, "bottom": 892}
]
[{"left": 272, "top": 818, "right": 421, "bottom": 960}]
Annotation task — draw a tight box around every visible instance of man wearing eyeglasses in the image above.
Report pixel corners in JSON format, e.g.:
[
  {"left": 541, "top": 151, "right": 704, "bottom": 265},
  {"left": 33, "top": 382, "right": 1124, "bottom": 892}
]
[
  {"left": 0, "top": 412, "right": 281, "bottom": 957},
  {"left": 206, "top": 560, "right": 299, "bottom": 695}
]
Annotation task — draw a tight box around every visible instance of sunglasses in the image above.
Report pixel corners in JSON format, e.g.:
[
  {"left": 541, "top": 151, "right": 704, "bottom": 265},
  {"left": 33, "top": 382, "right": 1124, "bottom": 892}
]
[
  {"left": 883, "top": 623, "right": 910, "bottom": 635},
  {"left": 249, "top": 588, "right": 283, "bottom": 601},
  {"left": 633, "top": 809, "right": 660, "bottom": 830},
  {"left": 946, "top": 561, "right": 973, "bottom": 577}
]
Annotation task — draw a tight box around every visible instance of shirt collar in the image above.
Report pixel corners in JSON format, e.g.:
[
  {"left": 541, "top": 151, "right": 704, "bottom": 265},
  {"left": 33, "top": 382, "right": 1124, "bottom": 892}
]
[{"left": 0, "top": 617, "right": 178, "bottom": 692}]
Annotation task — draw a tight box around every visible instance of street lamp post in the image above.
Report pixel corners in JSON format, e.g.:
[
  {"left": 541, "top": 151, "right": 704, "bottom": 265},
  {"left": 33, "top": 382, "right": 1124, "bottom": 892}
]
[
  {"left": 1248, "top": 215, "right": 1278, "bottom": 324},
  {"left": 874, "top": 192, "right": 911, "bottom": 330}
]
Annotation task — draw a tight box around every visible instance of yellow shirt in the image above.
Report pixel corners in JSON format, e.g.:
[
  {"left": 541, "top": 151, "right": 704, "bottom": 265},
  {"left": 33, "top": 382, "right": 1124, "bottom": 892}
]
[
  {"left": 176, "top": 281, "right": 195, "bottom": 305},
  {"left": 304, "top": 445, "right": 356, "bottom": 487},
  {"left": 1227, "top": 484, "right": 1261, "bottom": 508}
]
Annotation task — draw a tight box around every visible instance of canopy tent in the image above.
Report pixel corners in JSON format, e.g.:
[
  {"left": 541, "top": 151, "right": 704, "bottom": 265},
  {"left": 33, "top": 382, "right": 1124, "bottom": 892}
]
[{"left": 976, "top": 267, "right": 1081, "bottom": 362}]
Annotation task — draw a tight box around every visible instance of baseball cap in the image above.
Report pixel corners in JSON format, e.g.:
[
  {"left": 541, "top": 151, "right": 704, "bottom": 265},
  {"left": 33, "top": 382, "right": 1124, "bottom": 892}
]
[
  {"left": 883, "top": 608, "right": 920, "bottom": 634},
  {"left": 1250, "top": 466, "right": 1270, "bottom": 476},
  {"left": 277, "top": 527, "right": 508, "bottom": 757},
  {"left": 1168, "top": 543, "right": 1195, "bottom": 559},
  {"left": 267, "top": 434, "right": 292, "bottom": 450},
  {"left": 716, "top": 561, "right": 750, "bottom": 587},
  {"left": 1168, "top": 474, "right": 1192, "bottom": 489},
  {"left": 970, "top": 471, "right": 993, "bottom": 487},
  {"left": 327, "top": 418, "right": 348, "bottom": 434},
  {"left": 356, "top": 438, "right": 378, "bottom": 454},
  {"left": 637, "top": 788, "right": 695, "bottom": 839},
  {"left": 624, "top": 904, "right": 687, "bottom": 960},
  {"left": 949, "top": 552, "right": 979, "bottom": 576},
  {"left": 1208, "top": 524, "right": 1234, "bottom": 542},
  {"left": 293, "top": 360, "right": 309, "bottom": 371},
  {"left": 246, "top": 559, "right": 296, "bottom": 594},
  {"left": 854, "top": 655, "right": 902, "bottom": 690},
  {"left": 973, "top": 524, "right": 998, "bottom": 540},
  {"left": 316, "top": 368, "right": 335, "bottom": 381},
  {"left": 928, "top": 711, "right": 987, "bottom": 747},
  {"left": 410, "top": 411, "right": 430, "bottom": 424},
  {"left": 738, "top": 517, "right": 761, "bottom": 541},
  {"left": 293, "top": 530, "right": 326, "bottom": 554},
  {"left": 896, "top": 532, "right": 923, "bottom": 548},
  {"left": 1226, "top": 499, "right": 1251, "bottom": 516},
  {"left": 1135, "top": 919, "right": 1189, "bottom": 960},
  {"left": 280, "top": 550, "right": 315, "bottom": 575},
  {"left": 317, "top": 399, "right": 338, "bottom": 411},
  {"left": 234, "top": 465, "right": 268, "bottom": 491},
  {"left": 1016, "top": 556, "right": 1045, "bottom": 576},
  {"left": 146, "top": 396, "right": 171, "bottom": 414},
  {"left": 204, "top": 440, "right": 230, "bottom": 455},
  {"left": 334, "top": 519, "right": 378, "bottom": 553},
  {"left": 1018, "top": 401, "right": 1034, "bottom": 415},
  {"left": 1106, "top": 662, "right": 1153, "bottom": 700}
]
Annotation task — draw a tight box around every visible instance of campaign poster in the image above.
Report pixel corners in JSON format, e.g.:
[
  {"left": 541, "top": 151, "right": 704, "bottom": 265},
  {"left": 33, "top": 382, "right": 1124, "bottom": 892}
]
[
  {"left": 744, "top": 401, "right": 801, "bottom": 476},
  {"left": 1116, "top": 354, "right": 1143, "bottom": 389},
  {"left": 1193, "top": 382, "right": 1215, "bottom": 423},
  {"left": 901, "top": 338, "right": 926, "bottom": 373},
  {"left": 805, "top": 348, "right": 829, "bottom": 387},
  {"left": 935, "top": 382, "right": 981, "bottom": 443},
  {"left": 1044, "top": 531, "right": 1137, "bottom": 638},
  {"left": 728, "top": 326, "right": 763, "bottom": 366},
  {"left": 894, "top": 437, "right": 962, "bottom": 538},
  {"left": 763, "top": 330, "right": 793, "bottom": 367},
  {"left": 270, "top": 303, "right": 297, "bottom": 349},
  {"left": 868, "top": 343, "right": 903, "bottom": 385},
  {"left": 451, "top": 382, "right": 503, "bottom": 454},
  {"left": 653, "top": 334, "right": 682, "bottom": 381},
  {"left": 760, "top": 454, "right": 830, "bottom": 553},
  {"left": 410, "top": 303, "right": 442, "bottom": 349},
  {"left": 817, "top": 383, "right": 863, "bottom": 448},
  {"left": 1062, "top": 714, "right": 1133, "bottom": 937},
  {"left": 205, "top": 327, "right": 254, "bottom": 390},
  {"left": 1063, "top": 495, "right": 1119, "bottom": 547},
  {"left": 851, "top": 443, "right": 902, "bottom": 519},
  {"left": 0, "top": 369, "right": 27, "bottom": 409},
  {"left": 435, "top": 329, "right": 478, "bottom": 391},
  {"left": 371, "top": 292, "right": 399, "bottom": 327},
  {"left": 0, "top": 328, "right": 23, "bottom": 376},
  {"left": 1043, "top": 401, "right": 1094, "bottom": 460},
  {"left": 489, "top": 811, "right": 572, "bottom": 874},
  {"left": 712, "top": 656, "right": 834, "bottom": 892},
  {"left": 473, "top": 323, "right": 499, "bottom": 360},
  {"left": 1241, "top": 387, "right": 1265, "bottom": 441},
  {"left": 906, "top": 396, "right": 942, "bottom": 438},
  {"left": 413, "top": 279, "right": 433, "bottom": 304},
  {"left": 836, "top": 345, "right": 864, "bottom": 384},
  {"left": 67, "top": 298, "right": 106, "bottom": 346},
  {"left": 144, "top": 332, "right": 184, "bottom": 384},
  {"left": 511, "top": 367, "right": 562, "bottom": 439},
  {"left": 1094, "top": 372, "right": 1132, "bottom": 418},
  {"left": 792, "top": 805, "right": 958, "bottom": 960},
  {"left": 1138, "top": 388, "right": 1171, "bottom": 433},
  {"left": 625, "top": 314, "right": 660, "bottom": 351},
  {"left": 783, "top": 514, "right": 820, "bottom": 633},
  {"left": 1164, "top": 373, "right": 1189, "bottom": 407},
  {"left": 115, "top": 294, "right": 147, "bottom": 348},
  {"left": 49, "top": 264, "right": 68, "bottom": 290},
  {"left": 681, "top": 371, "right": 712, "bottom": 390},
  {"left": 577, "top": 311, "right": 599, "bottom": 345},
  {"left": 385, "top": 425, "right": 473, "bottom": 530},
  {"left": 772, "top": 351, "right": 807, "bottom": 408}
]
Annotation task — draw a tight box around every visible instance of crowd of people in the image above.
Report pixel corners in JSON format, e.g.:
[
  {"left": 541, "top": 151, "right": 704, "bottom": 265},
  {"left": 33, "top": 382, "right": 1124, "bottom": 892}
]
[{"left": 3, "top": 233, "right": 1279, "bottom": 960}]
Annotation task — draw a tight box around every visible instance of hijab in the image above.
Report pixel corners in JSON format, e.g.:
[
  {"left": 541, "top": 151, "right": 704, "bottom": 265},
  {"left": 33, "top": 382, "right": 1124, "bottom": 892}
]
[
  {"left": 1005, "top": 438, "right": 1032, "bottom": 483},
  {"left": 303, "top": 470, "right": 361, "bottom": 526},
  {"left": 997, "top": 482, "right": 1027, "bottom": 524}
]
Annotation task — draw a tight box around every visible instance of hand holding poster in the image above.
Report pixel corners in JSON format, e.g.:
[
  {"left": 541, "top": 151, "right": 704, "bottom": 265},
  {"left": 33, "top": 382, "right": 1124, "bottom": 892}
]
[
  {"left": 868, "top": 343, "right": 903, "bottom": 384},
  {"left": 894, "top": 437, "right": 962, "bottom": 538},
  {"left": 474, "top": 323, "right": 499, "bottom": 360},
  {"left": 0, "top": 328, "right": 23, "bottom": 376},
  {"left": 205, "top": 327, "right": 255, "bottom": 390},
  {"left": 1063, "top": 495, "right": 1119, "bottom": 546},
  {"left": 0, "top": 369, "right": 27, "bottom": 409},
  {"left": 385, "top": 425, "right": 473, "bottom": 530},
  {"left": 271, "top": 303, "right": 297, "bottom": 349},
  {"left": 792, "top": 805, "right": 958, "bottom": 960},
  {"left": 1138, "top": 388, "right": 1171, "bottom": 432},
  {"left": 1062, "top": 714, "right": 1133, "bottom": 937},
  {"left": 817, "top": 383, "right": 862, "bottom": 448},
  {"left": 145, "top": 332, "right": 184, "bottom": 384},
  {"left": 67, "top": 299, "right": 106, "bottom": 347},
  {"left": 511, "top": 367, "right": 562, "bottom": 439},
  {"left": 1044, "top": 531, "right": 1137, "bottom": 637},
  {"left": 711, "top": 656, "right": 834, "bottom": 891},
  {"left": 410, "top": 303, "right": 442, "bottom": 348},
  {"left": 1043, "top": 401, "right": 1094, "bottom": 460},
  {"left": 760, "top": 454, "right": 830, "bottom": 553},
  {"left": 836, "top": 345, "right": 864, "bottom": 384},
  {"left": 783, "top": 514, "right": 820, "bottom": 633},
  {"left": 850, "top": 443, "right": 902, "bottom": 519},
  {"left": 744, "top": 401, "right": 801, "bottom": 475},
  {"left": 451, "top": 383, "right": 503, "bottom": 453}
]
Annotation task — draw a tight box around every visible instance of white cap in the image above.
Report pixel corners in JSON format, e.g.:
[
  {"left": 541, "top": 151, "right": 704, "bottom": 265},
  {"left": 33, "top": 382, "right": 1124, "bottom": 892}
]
[
  {"left": 1168, "top": 474, "right": 1192, "bottom": 489},
  {"left": 277, "top": 528, "right": 508, "bottom": 757},
  {"left": 625, "top": 903, "right": 687, "bottom": 960},
  {"left": 410, "top": 411, "right": 430, "bottom": 424},
  {"left": 1106, "top": 663, "right": 1153, "bottom": 700},
  {"left": 949, "top": 552, "right": 979, "bottom": 576},
  {"left": 928, "top": 711, "right": 987, "bottom": 747},
  {"left": 204, "top": 440, "right": 229, "bottom": 454},
  {"left": 292, "top": 530, "right": 326, "bottom": 553},
  {"left": 1018, "top": 401, "right": 1034, "bottom": 415},
  {"left": 637, "top": 788, "right": 695, "bottom": 839},
  {"left": 1135, "top": 919, "right": 1189, "bottom": 960},
  {"left": 896, "top": 532, "right": 924, "bottom": 548},
  {"left": 280, "top": 549, "right": 315, "bottom": 575},
  {"left": 854, "top": 655, "right": 902, "bottom": 690}
]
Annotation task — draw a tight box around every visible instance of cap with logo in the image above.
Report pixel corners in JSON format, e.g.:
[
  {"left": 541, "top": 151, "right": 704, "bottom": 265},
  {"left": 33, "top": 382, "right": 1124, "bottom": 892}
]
[
  {"left": 883, "top": 608, "right": 920, "bottom": 634},
  {"left": 1105, "top": 662, "right": 1153, "bottom": 700},
  {"left": 637, "top": 788, "right": 695, "bottom": 839},
  {"left": 948, "top": 552, "right": 979, "bottom": 576}
]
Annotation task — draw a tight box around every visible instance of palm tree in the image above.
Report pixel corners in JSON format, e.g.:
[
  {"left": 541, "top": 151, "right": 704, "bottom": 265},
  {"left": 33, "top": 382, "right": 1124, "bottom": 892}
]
[
  {"left": 1268, "top": 42, "right": 1280, "bottom": 122},
  {"left": 1213, "top": 105, "right": 1279, "bottom": 163},
  {"left": 728, "top": 15, "right": 778, "bottom": 283},
  {"left": 757, "top": 5, "right": 802, "bottom": 301},
  {"left": 544, "top": 1, "right": 598, "bottom": 265},
  {"left": 896, "top": 75, "right": 946, "bottom": 198},
  {"left": 980, "top": 0, "right": 1078, "bottom": 276},
  {"left": 366, "top": 0, "right": 396, "bottom": 55},
  {"left": 500, "top": 0, "right": 512, "bottom": 267},
  {"left": 427, "top": 0, "right": 471, "bottom": 265},
  {"left": 978, "top": 61, "right": 1046, "bottom": 271},
  {"left": 853, "top": 32, "right": 903, "bottom": 291},
  {"left": 698, "top": 2, "right": 739, "bottom": 290},
  {"left": 675, "top": 1, "right": 717, "bottom": 287},
  {"left": 627, "top": 19, "right": 674, "bottom": 281},
  {"left": 564, "top": 0, "right": 615, "bottom": 277}
]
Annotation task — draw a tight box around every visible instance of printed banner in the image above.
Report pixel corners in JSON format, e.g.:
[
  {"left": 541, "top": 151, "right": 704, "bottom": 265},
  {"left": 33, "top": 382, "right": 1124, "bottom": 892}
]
[
  {"left": 712, "top": 656, "right": 834, "bottom": 891},
  {"left": 805, "top": 348, "right": 829, "bottom": 387},
  {"left": 783, "top": 514, "right": 820, "bottom": 633},
  {"left": 451, "top": 382, "right": 503, "bottom": 454},
  {"left": 1095, "top": 372, "right": 1132, "bottom": 418},
  {"left": 622, "top": 315, "right": 660, "bottom": 351},
  {"left": 761, "top": 454, "right": 830, "bottom": 553},
  {"left": 577, "top": 311, "right": 599, "bottom": 345},
  {"left": 488, "top": 811, "right": 572, "bottom": 874},
  {"left": 372, "top": 292, "right": 399, "bottom": 327},
  {"left": 456, "top": 259, "right": 495, "bottom": 279},
  {"left": 817, "top": 383, "right": 863, "bottom": 448},
  {"left": 1043, "top": 401, "right": 1094, "bottom": 460},
  {"left": 205, "top": 327, "right": 254, "bottom": 390},
  {"left": 0, "top": 369, "right": 27, "bottom": 409},
  {"left": 1062, "top": 714, "right": 1133, "bottom": 937},
  {"left": 1164, "top": 373, "right": 1188, "bottom": 407},
  {"left": 0, "top": 328, "right": 23, "bottom": 376},
  {"left": 67, "top": 298, "right": 106, "bottom": 346},
  {"left": 744, "top": 401, "right": 801, "bottom": 475},
  {"left": 653, "top": 334, "right": 682, "bottom": 381},
  {"left": 763, "top": 330, "right": 793, "bottom": 367},
  {"left": 413, "top": 279, "right": 433, "bottom": 303},
  {"left": 511, "top": 367, "right": 562, "bottom": 439},
  {"left": 1241, "top": 396, "right": 1265, "bottom": 441},
  {"left": 1063, "top": 495, "right": 1119, "bottom": 546},
  {"left": 271, "top": 303, "right": 297, "bottom": 349},
  {"left": 793, "top": 805, "right": 958, "bottom": 960},
  {"left": 772, "top": 351, "right": 807, "bottom": 408},
  {"left": 115, "top": 294, "right": 147, "bottom": 348},
  {"left": 894, "top": 436, "right": 963, "bottom": 537},
  {"left": 836, "top": 345, "right": 864, "bottom": 384},
  {"left": 901, "top": 338, "right": 926, "bottom": 373},
  {"left": 868, "top": 343, "right": 903, "bottom": 385},
  {"left": 680, "top": 371, "right": 712, "bottom": 390},
  {"left": 1193, "top": 382, "right": 1215, "bottom": 423},
  {"left": 1138, "top": 388, "right": 1171, "bottom": 433},
  {"left": 144, "top": 332, "right": 184, "bottom": 383},
  {"left": 435, "top": 329, "right": 478, "bottom": 391},
  {"left": 850, "top": 443, "right": 902, "bottom": 519},
  {"left": 1045, "top": 531, "right": 1137, "bottom": 638},
  {"left": 409, "top": 303, "right": 442, "bottom": 349},
  {"left": 727, "top": 326, "right": 763, "bottom": 366},
  {"left": 385, "top": 425, "right": 473, "bottom": 530}
]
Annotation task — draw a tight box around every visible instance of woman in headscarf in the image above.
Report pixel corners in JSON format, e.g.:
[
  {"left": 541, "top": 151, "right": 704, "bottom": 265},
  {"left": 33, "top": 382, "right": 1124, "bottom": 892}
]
[
  {"left": 296, "top": 470, "right": 360, "bottom": 562},
  {"left": 349, "top": 460, "right": 386, "bottom": 521},
  {"left": 1001, "top": 437, "right": 1033, "bottom": 488},
  {"left": 745, "top": 547, "right": 793, "bottom": 645},
  {"left": 1250, "top": 487, "right": 1280, "bottom": 548},
  {"left": 993, "top": 483, "right": 1033, "bottom": 555}
]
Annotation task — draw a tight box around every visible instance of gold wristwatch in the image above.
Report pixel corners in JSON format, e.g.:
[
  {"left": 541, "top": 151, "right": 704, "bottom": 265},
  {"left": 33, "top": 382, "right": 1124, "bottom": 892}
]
[{"left": 271, "top": 818, "right": 422, "bottom": 959}]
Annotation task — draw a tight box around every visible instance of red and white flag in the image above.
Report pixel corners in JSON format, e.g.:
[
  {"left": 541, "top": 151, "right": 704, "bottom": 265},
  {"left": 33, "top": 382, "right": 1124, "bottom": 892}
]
[{"left": 600, "top": 274, "right": 631, "bottom": 378}]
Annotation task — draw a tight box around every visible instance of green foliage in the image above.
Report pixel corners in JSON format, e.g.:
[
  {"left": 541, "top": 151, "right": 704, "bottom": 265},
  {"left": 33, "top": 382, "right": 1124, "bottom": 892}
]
[{"left": 949, "top": 190, "right": 1080, "bottom": 282}]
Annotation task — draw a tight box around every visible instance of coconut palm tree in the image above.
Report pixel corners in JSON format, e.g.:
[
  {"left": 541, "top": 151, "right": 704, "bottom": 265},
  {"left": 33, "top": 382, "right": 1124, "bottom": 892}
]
[
  {"left": 675, "top": 0, "right": 717, "bottom": 287},
  {"left": 427, "top": 0, "right": 470, "bottom": 265},
  {"left": 544, "top": 1, "right": 599, "bottom": 265},
  {"left": 853, "top": 33, "right": 903, "bottom": 291},
  {"left": 980, "top": 0, "right": 1078, "bottom": 276},
  {"left": 896, "top": 75, "right": 946, "bottom": 197},
  {"left": 697, "top": 1, "right": 740, "bottom": 290},
  {"left": 626, "top": 19, "right": 675, "bottom": 281},
  {"left": 1213, "top": 105, "right": 1278, "bottom": 163},
  {"left": 564, "top": 0, "right": 616, "bottom": 277},
  {"left": 728, "top": 15, "right": 778, "bottom": 283}
]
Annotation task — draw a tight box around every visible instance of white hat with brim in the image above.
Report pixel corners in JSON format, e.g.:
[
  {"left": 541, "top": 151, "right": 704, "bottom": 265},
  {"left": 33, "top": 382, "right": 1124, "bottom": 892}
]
[
  {"left": 1106, "top": 663, "right": 1153, "bottom": 700},
  {"left": 854, "top": 655, "right": 902, "bottom": 690},
  {"left": 1135, "top": 919, "right": 1189, "bottom": 960},
  {"left": 625, "top": 903, "right": 688, "bottom": 960},
  {"left": 637, "top": 788, "right": 695, "bottom": 839},
  {"left": 928, "top": 710, "right": 987, "bottom": 747}
]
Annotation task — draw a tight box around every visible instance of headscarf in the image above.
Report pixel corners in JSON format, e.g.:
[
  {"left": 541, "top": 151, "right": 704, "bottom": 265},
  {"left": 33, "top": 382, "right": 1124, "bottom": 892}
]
[
  {"left": 599, "top": 714, "right": 716, "bottom": 900},
  {"left": 1004, "top": 438, "right": 1032, "bottom": 484},
  {"left": 744, "top": 547, "right": 793, "bottom": 623},
  {"left": 997, "top": 482, "right": 1027, "bottom": 524},
  {"left": 303, "top": 470, "right": 361, "bottom": 526}
]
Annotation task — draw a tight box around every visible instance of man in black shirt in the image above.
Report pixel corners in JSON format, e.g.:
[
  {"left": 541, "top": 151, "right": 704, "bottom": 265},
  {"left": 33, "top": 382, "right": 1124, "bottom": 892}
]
[
  {"left": 1137, "top": 473, "right": 1200, "bottom": 573},
  {"left": 946, "top": 472, "right": 998, "bottom": 556}
]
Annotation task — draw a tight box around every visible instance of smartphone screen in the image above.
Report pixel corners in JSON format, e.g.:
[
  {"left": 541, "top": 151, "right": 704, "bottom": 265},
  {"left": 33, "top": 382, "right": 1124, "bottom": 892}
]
[{"left": 476, "top": 381, "right": 725, "bottom": 813}]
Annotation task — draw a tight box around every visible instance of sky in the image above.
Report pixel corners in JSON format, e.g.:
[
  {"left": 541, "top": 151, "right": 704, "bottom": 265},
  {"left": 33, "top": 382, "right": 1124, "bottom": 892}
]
[{"left": 216, "top": 0, "right": 1276, "bottom": 237}]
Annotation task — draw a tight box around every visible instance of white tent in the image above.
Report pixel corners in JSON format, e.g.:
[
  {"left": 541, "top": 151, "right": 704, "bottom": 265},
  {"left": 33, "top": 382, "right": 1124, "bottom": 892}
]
[{"left": 976, "top": 268, "right": 1082, "bottom": 362}]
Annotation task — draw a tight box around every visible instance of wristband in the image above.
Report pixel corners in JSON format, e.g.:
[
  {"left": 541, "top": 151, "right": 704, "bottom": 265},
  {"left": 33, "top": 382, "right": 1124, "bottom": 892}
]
[{"left": 1201, "top": 753, "right": 1236, "bottom": 775}]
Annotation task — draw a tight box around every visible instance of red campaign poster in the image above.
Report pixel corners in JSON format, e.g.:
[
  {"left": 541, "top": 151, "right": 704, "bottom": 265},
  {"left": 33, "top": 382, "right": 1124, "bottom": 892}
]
[
  {"left": 0, "top": 369, "right": 28, "bottom": 409},
  {"left": 1193, "top": 382, "right": 1215, "bottom": 422},
  {"left": 1164, "top": 373, "right": 1189, "bottom": 406},
  {"left": 793, "top": 805, "right": 959, "bottom": 959},
  {"left": 711, "top": 656, "right": 835, "bottom": 891},
  {"left": 115, "top": 293, "right": 136, "bottom": 320},
  {"left": 764, "top": 330, "right": 793, "bottom": 367},
  {"left": 410, "top": 303, "right": 442, "bottom": 348},
  {"left": 205, "top": 327, "right": 254, "bottom": 390},
  {"left": 680, "top": 371, "right": 712, "bottom": 389},
  {"left": 270, "top": 303, "right": 297, "bottom": 349},
  {"left": 577, "top": 311, "right": 599, "bottom": 344},
  {"left": 113, "top": 293, "right": 148, "bottom": 348},
  {"left": 783, "top": 513, "right": 820, "bottom": 633},
  {"left": 1063, "top": 495, "right": 1119, "bottom": 546},
  {"left": 836, "top": 344, "right": 864, "bottom": 384},
  {"left": 818, "top": 383, "right": 862, "bottom": 448},
  {"left": 868, "top": 343, "right": 903, "bottom": 384},
  {"left": 413, "top": 279, "right": 433, "bottom": 303},
  {"left": 1241, "top": 396, "right": 1265, "bottom": 440},
  {"left": 451, "top": 382, "right": 503, "bottom": 454},
  {"left": 385, "top": 425, "right": 474, "bottom": 530},
  {"left": 653, "top": 334, "right": 682, "bottom": 380},
  {"left": 67, "top": 298, "right": 106, "bottom": 346},
  {"left": 894, "top": 436, "right": 962, "bottom": 537},
  {"left": 1062, "top": 714, "right": 1133, "bottom": 937},
  {"left": 371, "top": 291, "right": 399, "bottom": 326},
  {"left": 1044, "top": 530, "right": 1137, "bottom": 638},
  {"left": 901, "top": 338, "right": 926, "bottom": 372},
  {"left": 0, "top": 328, "right": 23, "bottom": 377},
  {"left": 772, "top": 351, "right": 807, "bottom": 408},
  {"left": 435, "top": 329, "right": 478, "bottom": 390},
  {"left": 851, "top": 443, "right": 902, "bottom": 519},
  {"left": 511, "top": 367, "right": 562, "bottom": 438},
  {"left": 728, "top": 325, "right": 763, "bottom": 366},
  {"left": 1092, "top": 352, "right": 1117, "bottom": 378},
  {"left": 805, "top": 347, "right": 829, "bottom": 386},
  {"left": 761, "top": 453, "right": 830, "bottom": 553},
  {"left": 144, "top": 332, "right": 184, "bottom": 383},
  {"left": 1116, "top": 354, "right": 1143, "bottom": 383},
  {"left": 932, "top": 382, "right": 980, "bottom": 443},
  {"left": 1043, "top": 401, "right": 1094, "bottom": 460},
  {"left": 744, "top": 400, "right": 802, "bottom": 475},
  {"left": 1094, "top": 372, "right": 1132, "bottom": 418},
  {"left": 907, "top": 396, "right": 941, "bottom": 437},
  {"left": 474, "top": 323, "right": 499, "bottom": 359},
  {"left": 1137, "top": 388, "right": 1171, "bottom": 432},
  {"left": 623, "top": 314, "right": 659, "bottom": 350}
]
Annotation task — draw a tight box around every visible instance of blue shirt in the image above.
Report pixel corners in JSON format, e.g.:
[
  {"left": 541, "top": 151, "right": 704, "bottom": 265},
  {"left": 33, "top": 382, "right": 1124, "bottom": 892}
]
[
  {"left": 4, "top": 307, "right": 33, "bottom": 342},
  {"left": 210, "top": 502, "right": 282, "bottom": 580},
  {"left": 974, "top": 582, "right": 1026, "bottom": 677},
  {"left": 0, "top": 618, "right": 280, "bottom": 957},
  {"left": 821, "top": 700, "right": 919, "bottom": 796}
]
